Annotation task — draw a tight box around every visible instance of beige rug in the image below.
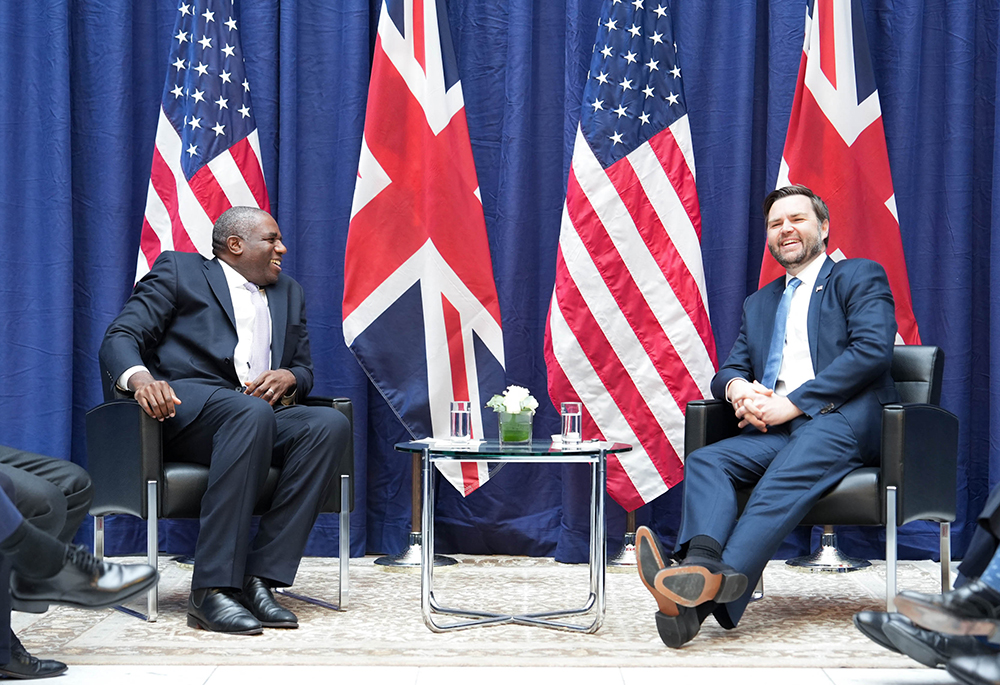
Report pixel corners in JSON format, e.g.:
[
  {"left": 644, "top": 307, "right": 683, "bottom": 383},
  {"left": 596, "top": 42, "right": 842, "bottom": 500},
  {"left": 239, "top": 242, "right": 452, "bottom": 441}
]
[{"left": 11, "top": 555, "right": 947, "bottom": 668}]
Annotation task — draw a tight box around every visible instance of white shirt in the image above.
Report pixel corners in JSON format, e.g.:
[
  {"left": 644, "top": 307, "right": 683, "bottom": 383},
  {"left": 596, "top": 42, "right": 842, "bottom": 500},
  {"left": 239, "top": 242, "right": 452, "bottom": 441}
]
[
  {"left": 220, "top": 260, "right": 272, "bottom": 386},
  {"left": 117, "top": 260, "right": 271, "bottom": 390},
  {"left": 725, "top": 252, "right": 827, "bottom": 403},
  {"left": 774, "top": 252, "right": 826, "bottom": 396}
]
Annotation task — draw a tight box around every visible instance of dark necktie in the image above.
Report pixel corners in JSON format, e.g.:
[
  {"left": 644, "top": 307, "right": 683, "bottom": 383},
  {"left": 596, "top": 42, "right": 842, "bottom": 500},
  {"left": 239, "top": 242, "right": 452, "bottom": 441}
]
[
  {"left": 761, "top": 277, "right": 802, "bottom": 390},
  {"left": 243, "top": 282, "right": 271, "bottom": 382}
]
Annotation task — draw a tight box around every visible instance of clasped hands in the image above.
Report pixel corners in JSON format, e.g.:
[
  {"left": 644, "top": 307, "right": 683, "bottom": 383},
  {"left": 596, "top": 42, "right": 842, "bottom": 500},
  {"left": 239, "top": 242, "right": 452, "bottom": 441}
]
[
  {"left": 130, "top": 369, "right": 297, "bottom": 421},
  {"left": 729, "top": 379, "right": 803, "bottom": 432}
]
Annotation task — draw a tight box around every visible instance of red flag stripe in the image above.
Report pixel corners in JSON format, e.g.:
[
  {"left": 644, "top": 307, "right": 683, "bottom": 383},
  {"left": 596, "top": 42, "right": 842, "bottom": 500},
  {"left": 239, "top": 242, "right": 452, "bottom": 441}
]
[
  {"left": 552, "top": 250, "right": 685, "bottom": 484},
  {"left": 566, "top": 167, "right": 704, "bottom": 414}
]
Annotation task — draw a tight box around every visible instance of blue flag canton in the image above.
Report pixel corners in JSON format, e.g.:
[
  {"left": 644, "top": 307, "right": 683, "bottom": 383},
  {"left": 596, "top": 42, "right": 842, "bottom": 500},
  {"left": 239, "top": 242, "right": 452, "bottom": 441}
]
[
  {"left": 161, "top": 1, "right": 257, "bottom": 180},
  {"left": 580, "top": 0, "right": 685, "bottom": 168}
]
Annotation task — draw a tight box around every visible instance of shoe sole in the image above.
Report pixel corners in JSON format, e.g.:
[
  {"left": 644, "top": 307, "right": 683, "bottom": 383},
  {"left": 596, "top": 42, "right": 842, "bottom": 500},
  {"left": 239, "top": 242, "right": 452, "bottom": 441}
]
[
  {"left": 186, "top": 613, "right": 263, "bottom": 635},
  {"left": 895, "top": 595, "right": 1000, "bottom": 642},
  {"left": 635, "top": 527, "right": 680, "bottom": 617},
  {"left": 11, "top": 574, "right": 158, "bottom": 612},
  {"left": 654, "top": 607, "right": 701, "bottom": 648},
  {"left": 654, "top": 565, "right": 748, "bottom": 607},
  {"left": 260, "top": 620, "right": 298, "bottom": 629}
]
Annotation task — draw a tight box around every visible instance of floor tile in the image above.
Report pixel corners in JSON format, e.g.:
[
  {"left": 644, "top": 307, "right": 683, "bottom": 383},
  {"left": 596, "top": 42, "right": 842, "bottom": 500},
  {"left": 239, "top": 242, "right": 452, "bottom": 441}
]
[
  {"left": 417, "top": 666, "right": 625, "bottom": 685},
  {"left": 823, "top": 668, "right": 956, "bottom": 685}
]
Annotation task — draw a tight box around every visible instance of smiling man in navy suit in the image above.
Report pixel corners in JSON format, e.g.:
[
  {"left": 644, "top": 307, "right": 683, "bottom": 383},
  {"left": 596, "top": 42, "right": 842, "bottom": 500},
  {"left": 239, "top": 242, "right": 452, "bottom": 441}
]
[
  {"left": 636, "top": 185, "right": 899, "bottom": 647},
  {"left": 100, "top": 207, "right": 351, "bottom": 635}
]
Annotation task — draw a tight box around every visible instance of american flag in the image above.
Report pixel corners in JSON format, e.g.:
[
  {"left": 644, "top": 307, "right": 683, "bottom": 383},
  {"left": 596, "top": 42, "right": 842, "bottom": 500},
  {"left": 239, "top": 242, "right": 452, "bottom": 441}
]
[
  {"left": 544, "top": 0, "right": 717, "bottom": 511},
  {"left": 343, "top": 0, "right": 506, "bottom": 495},
  {"left": 137, "top": 0, "right": 269, "bottom": 279},
  {"left": 763, "top": 0, "right": 920, "bottom": 344}
]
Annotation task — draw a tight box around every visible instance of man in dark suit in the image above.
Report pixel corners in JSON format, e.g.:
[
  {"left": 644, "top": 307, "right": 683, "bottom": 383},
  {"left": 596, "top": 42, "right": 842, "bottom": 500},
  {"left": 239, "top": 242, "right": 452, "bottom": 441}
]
[
  {"left": 0, "top": 458, "right": 157, "bottom": 678},
  {"left": 636, "top": 185, "right": 899, "bottom": 648},
  {"left": 99, "top": 206, "right": 350, "bottom": 635}
]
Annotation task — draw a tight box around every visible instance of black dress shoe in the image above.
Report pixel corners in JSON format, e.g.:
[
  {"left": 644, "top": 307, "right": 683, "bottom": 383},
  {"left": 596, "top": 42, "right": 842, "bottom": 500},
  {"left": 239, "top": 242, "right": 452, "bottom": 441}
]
[
  {"left": 10, "top": 544, "right": 157, "bottom": 610},
  {"left": 852, "top": 611, "right": 904, "bottom": 654},
  {"left": 238, "top": 577, "right": 297, "bottom": 628},
  {"left": 188, "top": 588, "right": 263, "bottom": 635},
  {"left": 883, "top": 617, "right": 999, "bottom": 669},
  {"left": 635, "top": 527, "right": 701, "bottom": 648},
  {"left": 896, "top": 580, "right": 1000, "bottom": 640},
  {"left": 654, "top": 556, "right": 748, "bottom": 607},
  {"left": 948, "top": 655, "right": 1000, "bottom": 685},
  {"left": 0, "top": 632, "right": 67, "bottom": 679}
]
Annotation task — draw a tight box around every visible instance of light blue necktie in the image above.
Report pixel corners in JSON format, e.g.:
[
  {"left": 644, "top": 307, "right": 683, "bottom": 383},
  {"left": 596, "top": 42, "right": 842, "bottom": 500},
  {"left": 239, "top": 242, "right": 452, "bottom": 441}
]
[
  {"left": 243, "top": 282, "right": 271, "bottom": 383},
  {"left": 761, "top": 277, "right": 802, "bottom": 390}
]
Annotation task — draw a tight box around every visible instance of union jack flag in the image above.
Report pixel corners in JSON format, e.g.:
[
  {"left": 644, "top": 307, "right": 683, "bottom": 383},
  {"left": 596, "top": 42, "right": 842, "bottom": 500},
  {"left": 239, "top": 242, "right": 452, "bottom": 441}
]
[
  {"left": 763, "top": 0, "right": 920, "bottom": 344},
  {"left": 544, "top": 0, "right": 717, "bottom": 511},
  {"left": 343, "top": 0, "right": 506, "bottom": 495},
  {"left": 137, "top": 0, "right": 269, "bottom": 279}
]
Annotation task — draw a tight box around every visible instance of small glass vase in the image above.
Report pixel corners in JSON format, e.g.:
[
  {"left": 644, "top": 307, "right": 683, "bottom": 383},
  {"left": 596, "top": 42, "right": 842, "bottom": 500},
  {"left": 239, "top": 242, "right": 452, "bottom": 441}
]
[{"left": 498, "top": 410, "right": 533, "bottom": 445}]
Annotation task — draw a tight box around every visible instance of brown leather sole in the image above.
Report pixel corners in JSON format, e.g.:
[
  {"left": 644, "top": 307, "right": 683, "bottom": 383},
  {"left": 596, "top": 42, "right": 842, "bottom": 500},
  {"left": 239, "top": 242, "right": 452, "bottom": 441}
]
[
  {"left": 654, "top": 564, "right": 748, "bottom": 607},
  {"left": 635, "top": 527, "right": 679, "bottom": 617}
]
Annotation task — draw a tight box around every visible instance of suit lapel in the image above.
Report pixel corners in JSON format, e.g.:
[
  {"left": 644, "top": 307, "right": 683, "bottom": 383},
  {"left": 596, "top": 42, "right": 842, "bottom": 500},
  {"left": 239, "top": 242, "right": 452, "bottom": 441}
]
[
  {"left": 204, "top": 259, "right": 237, "bottom": 331},
  {"left": 807, "top": 257, "right": 836, "bottom": 371},
  {"left": 267, "top": 278, "right": 288, "bottom": 368}
]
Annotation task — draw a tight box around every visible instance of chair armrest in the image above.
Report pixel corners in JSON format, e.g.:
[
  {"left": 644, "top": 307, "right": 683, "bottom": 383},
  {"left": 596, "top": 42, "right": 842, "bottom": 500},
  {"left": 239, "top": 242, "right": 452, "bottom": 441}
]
[
  {"left": 880, "top": 403, "right": 958, "bottom": 525},
  {"left": 303, "top": 396, "right": 355, "bottom": 513},
  {"left": 685, "top": 399, "right": 740, "bottom": 454},
  {"left": 85, "top": 399, "right": 164, "bottom": 519}
]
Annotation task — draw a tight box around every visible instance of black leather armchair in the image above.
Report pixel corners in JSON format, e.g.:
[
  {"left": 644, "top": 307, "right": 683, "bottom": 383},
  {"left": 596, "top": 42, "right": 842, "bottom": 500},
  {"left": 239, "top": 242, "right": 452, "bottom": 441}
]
[
  {"left": 684, "top": 345, "right": 957, "bottom": 610},
  {"left": 85, "top": 392, "right": 354, "bottom": 621}
]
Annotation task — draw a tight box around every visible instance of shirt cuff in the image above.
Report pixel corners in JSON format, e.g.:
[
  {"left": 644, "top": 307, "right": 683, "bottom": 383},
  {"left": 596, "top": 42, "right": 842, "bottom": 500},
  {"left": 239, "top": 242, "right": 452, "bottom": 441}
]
[
  {"left": 725, "top": 378, "right": 750, "bottom": 403},
  {"left": 117, "top": 365, "right": 149, "bottom": 392}
]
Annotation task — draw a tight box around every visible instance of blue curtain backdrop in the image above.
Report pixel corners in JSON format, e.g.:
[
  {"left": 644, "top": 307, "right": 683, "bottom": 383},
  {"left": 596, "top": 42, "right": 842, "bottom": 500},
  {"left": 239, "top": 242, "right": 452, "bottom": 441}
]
[{"left": 0, "top": 0, "right": 997, "bottom": 564}]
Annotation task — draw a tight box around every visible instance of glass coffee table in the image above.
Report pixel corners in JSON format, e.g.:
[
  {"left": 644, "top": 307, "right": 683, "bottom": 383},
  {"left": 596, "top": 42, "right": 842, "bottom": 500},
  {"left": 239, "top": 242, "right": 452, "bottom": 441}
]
[{"left": 395, "top": 439, "right": 631, "bottom": 633}]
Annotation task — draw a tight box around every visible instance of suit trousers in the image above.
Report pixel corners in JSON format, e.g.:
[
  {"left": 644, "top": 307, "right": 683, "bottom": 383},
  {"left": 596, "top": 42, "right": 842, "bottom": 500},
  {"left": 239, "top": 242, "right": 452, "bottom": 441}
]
[
  {"left": 677, "top": 412, "right": 867, "bottom": 627},
  {"left": 165, "top": 388, "right": 351, "bottom": 590},
  {"left": 0, "top": 447, "right": 94, "bottom": 665}
]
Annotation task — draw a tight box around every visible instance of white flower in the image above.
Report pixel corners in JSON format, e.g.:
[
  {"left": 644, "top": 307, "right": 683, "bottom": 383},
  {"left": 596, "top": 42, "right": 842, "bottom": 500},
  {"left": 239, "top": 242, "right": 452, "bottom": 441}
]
[{"left": 486, "top": 384, "right": 537, "bottom": 415}]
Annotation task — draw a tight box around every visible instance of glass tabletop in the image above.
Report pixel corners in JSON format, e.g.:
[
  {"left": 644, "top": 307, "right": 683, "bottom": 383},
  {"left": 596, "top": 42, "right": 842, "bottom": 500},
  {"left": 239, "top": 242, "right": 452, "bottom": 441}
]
[{"left": 394, "top": 439, "right": 631, "bottom": 459}]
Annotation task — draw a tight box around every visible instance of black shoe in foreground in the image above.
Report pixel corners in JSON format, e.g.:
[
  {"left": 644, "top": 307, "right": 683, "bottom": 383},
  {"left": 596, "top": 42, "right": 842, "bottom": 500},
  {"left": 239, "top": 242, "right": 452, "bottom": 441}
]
[
  {"left": 239, "top": 576, "right": 298, "bottom": 628},
  {"left": 0, "top": 633, "right": 67, "bottom": 679},
  {"left": 852, "top": 611, "right": 905, "bottom": 654},
  {"left": 895, "top": 580, "right": 1000, "bottom": 641},
  {"left": 884, "top": 616, "right": 1000, "bottom": 669},
  {"left": 10, "top": 545, "right": 157, "bottom": 610},
  {"left": 635, "top": 526, "right": 701, "bottom": 648},
  {"left": 188, "top": 588, "right": 263, "bottom": 635},
  {"left": 654, "top": 556, "right": 748, "bottom": 608},
  {"left": 948, "top": 655, "right": 1000, "bottom": 685}
]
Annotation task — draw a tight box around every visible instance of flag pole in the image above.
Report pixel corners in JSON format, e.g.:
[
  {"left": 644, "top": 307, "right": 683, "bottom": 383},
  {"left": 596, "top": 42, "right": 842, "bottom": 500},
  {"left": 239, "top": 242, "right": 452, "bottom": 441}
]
[{"left": 374, "top": 453, "right": 457, "bottom": 570}]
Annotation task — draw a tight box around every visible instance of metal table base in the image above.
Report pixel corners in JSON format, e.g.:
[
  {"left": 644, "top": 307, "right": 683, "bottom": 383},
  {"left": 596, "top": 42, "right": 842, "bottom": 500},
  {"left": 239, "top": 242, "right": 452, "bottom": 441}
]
[{"left": 417, "top": 444, "right": 612, "bottom": 633}]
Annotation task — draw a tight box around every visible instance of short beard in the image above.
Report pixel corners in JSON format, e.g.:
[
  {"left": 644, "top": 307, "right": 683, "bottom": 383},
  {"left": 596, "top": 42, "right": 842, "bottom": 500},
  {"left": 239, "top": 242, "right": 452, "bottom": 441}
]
[{"left": 770, "top": 238, "right": 824, "bottom": 271}]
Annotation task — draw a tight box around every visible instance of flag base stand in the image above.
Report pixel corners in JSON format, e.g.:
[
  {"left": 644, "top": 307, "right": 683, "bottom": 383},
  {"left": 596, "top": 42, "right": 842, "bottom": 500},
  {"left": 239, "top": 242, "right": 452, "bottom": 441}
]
[
  {"left": 785, "top": 526, "right": 871, "bottom": 572},
  {"left": 374, "top": 532, "right": 458, "bottom": 571},
  {"left": 608, "top": 510, "right": 637, "bottom": 572}
]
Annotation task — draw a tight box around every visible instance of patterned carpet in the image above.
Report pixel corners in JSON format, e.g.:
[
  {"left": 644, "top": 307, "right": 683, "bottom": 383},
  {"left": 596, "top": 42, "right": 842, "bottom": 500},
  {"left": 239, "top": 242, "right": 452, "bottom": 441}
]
[{"left": 10, "top": 555, "right": 947, "bottom": 668}]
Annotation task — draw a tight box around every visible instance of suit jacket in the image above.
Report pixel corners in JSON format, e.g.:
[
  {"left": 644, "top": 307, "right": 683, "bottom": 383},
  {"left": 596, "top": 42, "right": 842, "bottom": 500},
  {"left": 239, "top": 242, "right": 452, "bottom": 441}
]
[
  {"left": 711, "top": 257, "right": 899, "bottom": 457},
  {"left": 99, "top": 251, "right": 314, "bottom": 432}
]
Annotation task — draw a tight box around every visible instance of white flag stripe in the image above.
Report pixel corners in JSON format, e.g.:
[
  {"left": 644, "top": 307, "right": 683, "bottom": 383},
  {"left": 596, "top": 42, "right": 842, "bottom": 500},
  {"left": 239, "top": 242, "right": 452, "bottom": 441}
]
[
  {"left": 572, "top": 131, "right": 714, "bottom": 397},
  {"left": 207, "top": 149, "right": 259, "bottom": 209},
  {"left": 632, "top": 124, "right": 710, "bottom": 312},
  {"left": 559, "top": 203, "right": 687, "bottom": 456},
  {"left": 548, "top": 287, "right": 671, "bottom": 502},
  {"left": 143, "top": 179, "right": 176, "bottom": 253},
  {"left": 153, "top": 109, "right": 214, "bottom": 255}
]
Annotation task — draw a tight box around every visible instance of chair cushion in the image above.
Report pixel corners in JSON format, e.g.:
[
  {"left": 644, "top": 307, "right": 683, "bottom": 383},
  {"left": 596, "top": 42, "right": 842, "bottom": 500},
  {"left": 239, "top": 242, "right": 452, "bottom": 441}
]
[
  {"left": 161, "top": 463, "right": 281, "bottom": 519},
  {"left": 736, "top": 466, "right": 882, "bottom": 527}
]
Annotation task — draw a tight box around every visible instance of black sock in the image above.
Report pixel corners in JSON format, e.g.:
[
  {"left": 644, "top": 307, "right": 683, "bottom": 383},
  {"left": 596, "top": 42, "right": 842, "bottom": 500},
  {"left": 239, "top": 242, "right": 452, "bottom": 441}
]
[
  {"left": 686, "top": 535, "right": 723, "bottom": 562},
  {"left": 696, "top": 601, "right": 717, "bottom": 623},
  {"left": 0, "top": 521, "right": 66, "bottom": 579}
]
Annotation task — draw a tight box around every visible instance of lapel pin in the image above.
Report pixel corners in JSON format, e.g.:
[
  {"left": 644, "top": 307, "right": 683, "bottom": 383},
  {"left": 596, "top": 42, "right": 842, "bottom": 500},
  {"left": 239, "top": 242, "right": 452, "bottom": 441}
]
[{"left": 815, "top": 285, "right": 824, "bottom": 292}]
